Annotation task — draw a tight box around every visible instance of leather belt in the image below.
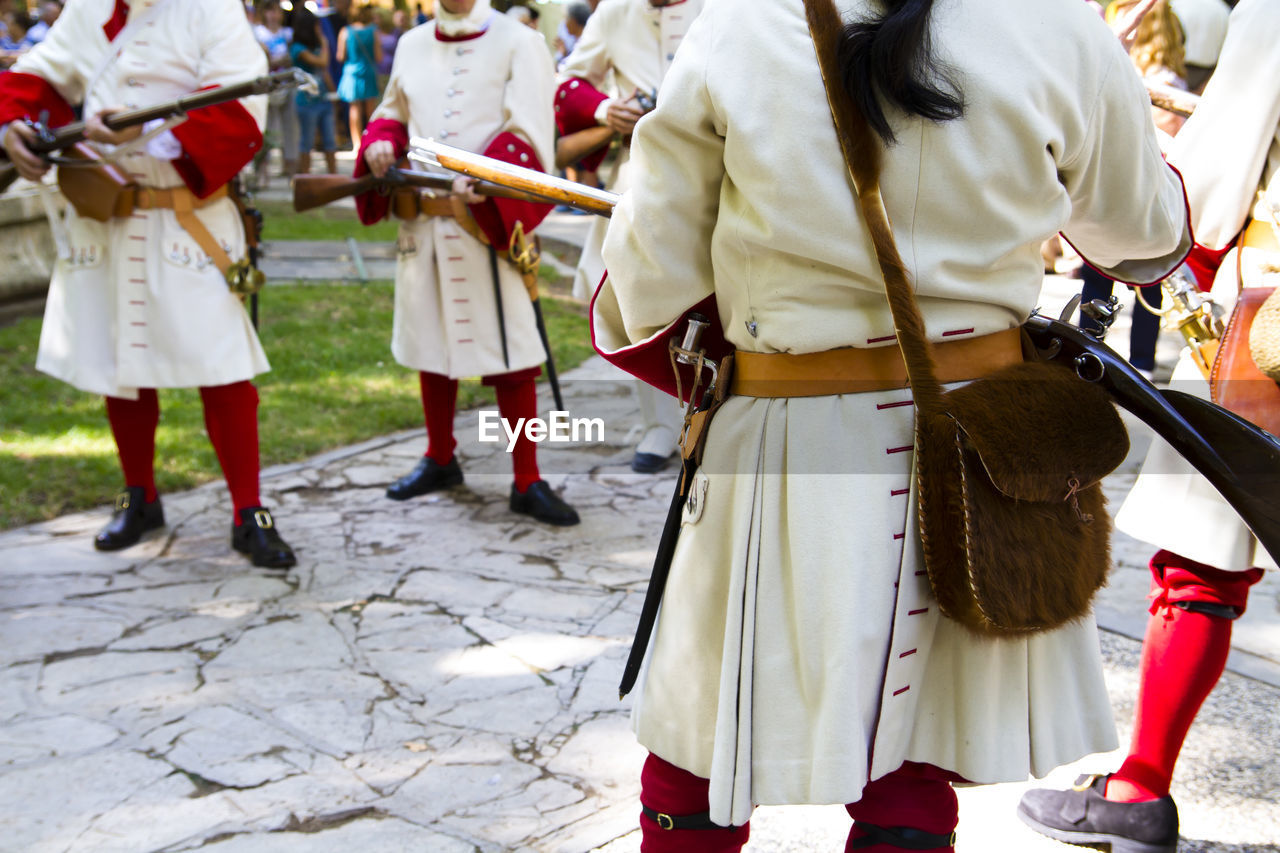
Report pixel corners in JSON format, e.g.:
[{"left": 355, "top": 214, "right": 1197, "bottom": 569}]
[
  {"left": 730, "top": 327, "right": 1025, "bottom": 397},
  {"left": 391, "top": 189, "right": 489, "bottom": 245},
  {"left": 113, "top": 184, "right": 233, "bottom": 274},
  {"left": 393, "top": 189, "right": 456, "bottom": 220},
  {"left": 1242, "top": 218, "right": 1280, "bottom": 253}
]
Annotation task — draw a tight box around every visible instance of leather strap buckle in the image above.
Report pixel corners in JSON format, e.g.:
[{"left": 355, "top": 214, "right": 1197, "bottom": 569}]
[{"left": 656, "top": 813, "right": 675, "bottom": 831}]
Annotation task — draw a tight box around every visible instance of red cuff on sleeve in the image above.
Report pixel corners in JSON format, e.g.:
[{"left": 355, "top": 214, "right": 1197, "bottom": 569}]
[
  {"left": 468, "top": 131, "right": 554, "bottom": 251},
  {"left": 170, "top": 95, "right": 263, "bottom": 199},
  {"left": 555, "top": 77, "right": 611, "bottom": 172},
  {"left": 353, "top": 117, "right": 409, "bottom": 225},
  {"left": 0, "top": 72, "right": 76, "bottom": 129},
  {"left": 1185, "top": 240, "right": 1234, "bottom": 291},
  {"left": 590, "top": 285, "right": 732, "bottom": 401}
]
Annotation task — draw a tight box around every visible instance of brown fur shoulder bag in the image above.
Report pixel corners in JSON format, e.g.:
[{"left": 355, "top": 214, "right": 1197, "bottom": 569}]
[{"left": 804, "top": 0, "right": 1129, "bottom": 635}]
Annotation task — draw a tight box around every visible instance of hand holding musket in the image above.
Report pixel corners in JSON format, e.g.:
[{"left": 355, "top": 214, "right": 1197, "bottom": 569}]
[{"left": 0, "top": 68, "right": 317, "bottom": 194}]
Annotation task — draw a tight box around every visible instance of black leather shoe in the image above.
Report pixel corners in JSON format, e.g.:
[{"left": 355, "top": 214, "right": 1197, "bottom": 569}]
[
  {"left": 1017, "top": 774, "right": 1178, "bottom": 853},
  {"left": 95, "top": 487, "right": 165, "bottom": 551},
  {"left": 386, "top": 456, "right": 464, "bottom": 500},
  {"left": 510, "top": 480, "right": 580, "bottom": 526},
  {"left": 231, "top": 507, "right": 297, "bottom": 570},
  {"left": 631, "top": 451, "right": 672, "bottom": 474}
]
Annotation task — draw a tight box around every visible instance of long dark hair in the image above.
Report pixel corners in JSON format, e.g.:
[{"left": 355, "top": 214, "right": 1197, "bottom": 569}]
[{"left": 836, "top": 0, "right": 964, "bottom": 145}]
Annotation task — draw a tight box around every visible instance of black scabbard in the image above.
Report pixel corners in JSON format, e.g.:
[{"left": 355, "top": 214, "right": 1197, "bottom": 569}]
[
  {"left": 618, "top": 457, "right": 695, "bottom": 699},
  {"left": 488, "top": 246, "right": 510, "bottom": 369},
  {"left": 531, "top": 297, "right": 565, "bottom": 412},
  {"left": 618, "top": 385, "right": 714, "bottom": 699}
]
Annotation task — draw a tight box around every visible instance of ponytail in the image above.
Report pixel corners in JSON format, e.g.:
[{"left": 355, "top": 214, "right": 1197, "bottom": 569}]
[{"left": 835, "top": 0, "right": 964, "bottom": 145}]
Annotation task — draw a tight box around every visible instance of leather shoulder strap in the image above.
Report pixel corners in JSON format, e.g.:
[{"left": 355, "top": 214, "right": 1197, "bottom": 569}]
[{"left": 802, "top": 0, "right": 945, "bottom": 415}]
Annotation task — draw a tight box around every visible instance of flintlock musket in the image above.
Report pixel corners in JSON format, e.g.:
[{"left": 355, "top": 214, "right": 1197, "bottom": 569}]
[
  {"left": 0, "top": 68, "right": 316, "bottom": 193},
  {"left": 291, "top": 167, "right": 563, "bottom": 213}
]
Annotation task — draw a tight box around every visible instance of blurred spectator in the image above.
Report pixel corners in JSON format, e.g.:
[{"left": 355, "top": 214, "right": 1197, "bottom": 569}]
[
  {"left": 0, "top": 7, "right": 33, "bottom": 68},
  {"left": 291, "top": 5, "right": 338, "bottom": 175},
  {"left": 414, "top": 2, "right": 431, "bottom": 26},
  {"left": 375, "top": 6, "right": 400, "bottom": 92},
  {"left": 317, "top": 0, "right": 350, "bottom": 146},
  {"left": 555, "top": 1, "right": 591, "bottom": 68},
  {"left": 253, "top": 0, "right": 298, "bottom": 186},
  {"left": 336, "top": 3, "right": 381, "bottom": 148},
  {"left": 1123, "top": 0, "right": 1190, "bottom": 136},
  {"left": 22, "top": 1, "right": 60, "bottom": 46}
]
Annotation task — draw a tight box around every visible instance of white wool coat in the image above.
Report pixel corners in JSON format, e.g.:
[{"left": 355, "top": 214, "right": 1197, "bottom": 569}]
[
  {"left": 16, "top": 0, "right": 269, "bottom": 399},
  {"left": 558, "top": 0, "right": 706, "bottom": 300},
  {"left": 372, "top": 16, "right": 554, "bottom": 378},
  {"left": 594, "top": 0, "right": 1190, "bottom": 826},
  {"left": 1117, "top": 0, "right": 1280, "bottom": 573}
]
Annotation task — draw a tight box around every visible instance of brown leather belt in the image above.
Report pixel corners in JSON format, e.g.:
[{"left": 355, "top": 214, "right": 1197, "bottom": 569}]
[
  {"left": 1242, "top": 218, "right": 1280, "bottom": 253},
  {"left": 112, "top": 184, "right": 233, "bottom": 274},
  {"left": 730, "top": 327, "right": 1025, "bottom": 397},
  {"left": 392, "top": 190, "right": 456, "bottom": 220}
]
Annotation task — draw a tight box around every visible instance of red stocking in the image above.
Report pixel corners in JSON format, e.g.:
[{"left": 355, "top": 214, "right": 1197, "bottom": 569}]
[
  {"left": 639, "top": 753, "right": 750, "bottom": 853},
  {"left": 105, "top": 390, "right": 160, "bottom": 502},
  {"left": 419, "top": 371, "right": 459, "bottom": 465},
  {"left": 845, "top": 762, "right": 960, "bottom": 852},
  {"left": 1106, "top": 550, "right": 1263, "bottom": 803},
  {"left": 199, "top": 381, "right": 262, "bottom": 522},
  {"left": 487, "top": 368, "right": 541, "bottom": 493}
]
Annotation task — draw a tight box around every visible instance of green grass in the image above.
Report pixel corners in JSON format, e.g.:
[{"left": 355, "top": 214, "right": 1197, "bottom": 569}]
[
  {"left": 0, "top": 281, "right": 591, "bottom": 530},
  {"left": 258, "top": 199, "right": 399, "bottom": 243}
]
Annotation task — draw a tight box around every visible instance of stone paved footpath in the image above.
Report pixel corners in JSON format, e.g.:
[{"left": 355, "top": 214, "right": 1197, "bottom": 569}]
[{"left": 1, "top": 222, "right": 1277, "bottom": 850}]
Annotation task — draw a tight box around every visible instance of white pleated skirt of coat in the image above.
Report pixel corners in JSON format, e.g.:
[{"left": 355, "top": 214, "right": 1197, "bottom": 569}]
[
  {"left": 35, "top": 203, "right": 269, "bottom": 399},
  {"left": 391, "top": 215, "right": 545, "bottom": 378},
  {"left": 632, "top": 386, "right": 1119, "bottom": 827}
]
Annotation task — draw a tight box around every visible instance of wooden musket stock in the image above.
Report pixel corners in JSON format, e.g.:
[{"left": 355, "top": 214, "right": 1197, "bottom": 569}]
[
  {"left": 410, "top": 138, "right": 619, "bottom": 218},
  {"left": 0, "top": 68, "right": 311, "bottom": 194},
  {"left": 1146, "top": 80, "right": 1198, "bottom": 119}
]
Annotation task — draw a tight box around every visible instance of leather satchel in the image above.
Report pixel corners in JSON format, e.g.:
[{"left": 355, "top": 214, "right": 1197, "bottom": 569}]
[
  {"left": 805, "top": 0, "right": 1128, "bottom": 634},
  {"left": 1212, "top": 285, "right": 1280, "bottom": 437}
]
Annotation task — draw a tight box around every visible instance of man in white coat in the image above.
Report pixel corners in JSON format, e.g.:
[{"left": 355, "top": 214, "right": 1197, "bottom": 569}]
[
  {"left": 355, "top": 0, "right": 579, "bottom": 526},
  {"left": 593, "top": 0, "right": 1189, "bottom": 847},
  {"left": 0, "top": 0, "right": 296, "bottom": 568},
  {"left": 1020, "top": 3, "right": 1277, "bottom": 851},
  {"left": 556, "top": 0, "right": 705, "bottom": 473}
]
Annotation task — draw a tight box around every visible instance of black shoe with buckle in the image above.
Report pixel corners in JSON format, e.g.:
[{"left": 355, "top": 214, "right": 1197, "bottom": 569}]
[
  {"left": 385, "top": 456, "right": 464, "bottom": 500},
  {"left": 510, "top": 480, "right": 580, "bottom": 526},
  {"left": 94, "top": 487, "right": 165, "bottom": 551},
  {"left": 1017, "top": 774, "right": 1178, "bottom": 853},
  {"left": 631, "top": 451, "right": 671, "bottom": 474},
  {"left": 231, "top": 507, "right": 297, "bottom": 569}
]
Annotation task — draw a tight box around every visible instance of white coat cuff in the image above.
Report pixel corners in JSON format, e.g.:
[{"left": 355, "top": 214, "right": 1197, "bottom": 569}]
[
  {"left": 594, "top": 98, "right": 615, "bottom": 126},
  {"left": 143, "top": 120, "right": 183, "bottom": 160}
]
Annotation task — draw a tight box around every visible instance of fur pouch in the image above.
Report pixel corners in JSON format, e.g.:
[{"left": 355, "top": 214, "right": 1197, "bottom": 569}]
[{"left": 915, "top": 361, "right": 1129, "bottom": 635}]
